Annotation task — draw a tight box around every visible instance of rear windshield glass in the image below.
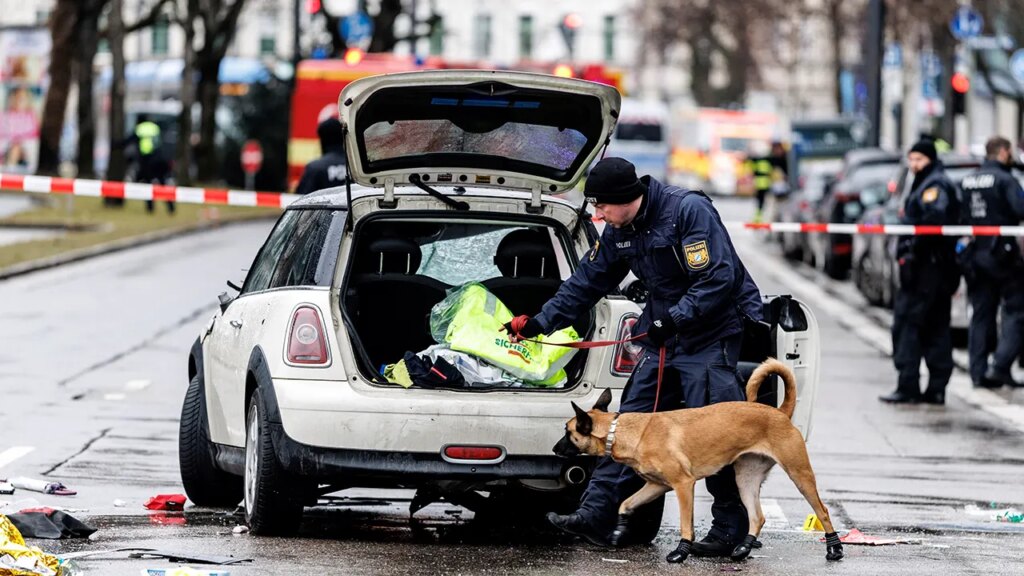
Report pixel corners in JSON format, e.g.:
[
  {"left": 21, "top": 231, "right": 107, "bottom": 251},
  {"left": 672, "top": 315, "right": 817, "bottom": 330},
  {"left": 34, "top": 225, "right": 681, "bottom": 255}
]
[{"left": 365, "top": 120, "right": 587, "bottom": 171}]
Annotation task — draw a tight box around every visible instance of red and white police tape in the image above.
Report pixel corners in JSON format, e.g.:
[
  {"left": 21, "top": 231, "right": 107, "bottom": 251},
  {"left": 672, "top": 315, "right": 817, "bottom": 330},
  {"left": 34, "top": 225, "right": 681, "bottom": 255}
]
[
  {"left": 5, "top": 172, "right": 1024, "bottom": 237},
  {"left": 741, "top": 221, "right": 1024, "bottom": 237},
  {"left": 0, "top": 173, "right": 298, "bottom": 209}
]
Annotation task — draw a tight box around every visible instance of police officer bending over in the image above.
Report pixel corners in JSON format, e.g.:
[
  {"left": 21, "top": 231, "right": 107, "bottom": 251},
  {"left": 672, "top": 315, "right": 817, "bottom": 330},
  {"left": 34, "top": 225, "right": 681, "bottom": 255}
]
[
  {"left": 880, "top": 140, "right": 961, "bottom": 405},
  {"left": 959, "top": 136, "right": 1024, "bottom": 389},
  {"left": 503, "top": 157, "right": 763, "bottom": 555},
  {"left": 295, "top": 118, "right": 348, "bottom": 195}
]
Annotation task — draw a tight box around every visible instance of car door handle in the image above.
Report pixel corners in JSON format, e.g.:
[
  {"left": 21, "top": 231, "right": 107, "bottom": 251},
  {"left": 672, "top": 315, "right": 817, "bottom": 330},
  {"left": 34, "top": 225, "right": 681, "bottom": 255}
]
[{"left": 229, "top": 320, "right": 243, "bottom": 329}]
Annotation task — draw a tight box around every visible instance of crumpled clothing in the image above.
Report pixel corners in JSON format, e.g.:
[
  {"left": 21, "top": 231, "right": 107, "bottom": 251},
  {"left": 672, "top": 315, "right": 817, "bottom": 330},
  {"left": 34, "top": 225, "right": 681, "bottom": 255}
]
[
  {"left": 0, "top": 514, "right": 62, "bottom": 575},
  {"left": 144, "top": 494, "right": 187, "bottom": 511},
  {"left": 7, "top": 509, "right": 96, "bottom": 540}
]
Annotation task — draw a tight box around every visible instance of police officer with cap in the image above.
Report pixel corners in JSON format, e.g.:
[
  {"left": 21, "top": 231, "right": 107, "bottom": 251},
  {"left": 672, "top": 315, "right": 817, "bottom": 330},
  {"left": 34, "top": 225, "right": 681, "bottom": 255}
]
[
  {"left": 880, "top": 139, "right": 961, "bottom": 405},
  {"left": 295, "top": 117, "right": 348, "bottom": 195},
  {"left": 503, "top": 157, "right": 763, "bottom": 560},
  {"left": 959, "top": 136, "right": 1024, "bottom": 389}
]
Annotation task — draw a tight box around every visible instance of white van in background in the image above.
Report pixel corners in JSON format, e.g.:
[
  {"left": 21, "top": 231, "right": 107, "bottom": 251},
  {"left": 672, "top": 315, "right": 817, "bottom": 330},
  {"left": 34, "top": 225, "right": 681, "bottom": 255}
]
[{"left": 605, "top": 98, "right": 670, "bottom": 181}]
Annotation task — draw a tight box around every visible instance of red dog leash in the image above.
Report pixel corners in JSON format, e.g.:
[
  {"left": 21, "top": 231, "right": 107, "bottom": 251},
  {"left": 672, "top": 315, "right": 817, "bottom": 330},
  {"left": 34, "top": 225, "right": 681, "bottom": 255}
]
[{"left": 505, "top": 316, "right": 668, "bottom": 413}]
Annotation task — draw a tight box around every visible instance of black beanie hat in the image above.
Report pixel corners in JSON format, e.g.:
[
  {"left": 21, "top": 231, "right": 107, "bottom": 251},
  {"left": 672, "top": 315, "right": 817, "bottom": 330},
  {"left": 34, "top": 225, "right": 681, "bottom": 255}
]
[
  {"left": 318, "top": 117, "right": 345, "bottom": 152},
  {"left": 584, "top": 157, "right": 646, "bottom": 205},
  {"left": 909, "top": 139, "right": 937, "bottom": 163}
]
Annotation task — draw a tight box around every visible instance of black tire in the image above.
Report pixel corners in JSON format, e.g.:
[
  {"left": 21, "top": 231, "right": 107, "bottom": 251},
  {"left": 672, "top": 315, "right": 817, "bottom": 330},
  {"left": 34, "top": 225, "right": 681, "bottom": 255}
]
[
  {"left": 179, "top": 374, "right": 244, "bottom": 507},
  {"left": 244, "top": 388, "right": 304, "bottom": 535}
]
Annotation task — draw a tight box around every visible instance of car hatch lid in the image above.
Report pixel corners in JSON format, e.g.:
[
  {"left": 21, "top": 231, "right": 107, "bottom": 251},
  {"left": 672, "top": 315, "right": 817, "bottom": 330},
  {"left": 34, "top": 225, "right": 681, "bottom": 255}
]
[{"left": 339, "top": 70, "right": 621, "bottom": 203}]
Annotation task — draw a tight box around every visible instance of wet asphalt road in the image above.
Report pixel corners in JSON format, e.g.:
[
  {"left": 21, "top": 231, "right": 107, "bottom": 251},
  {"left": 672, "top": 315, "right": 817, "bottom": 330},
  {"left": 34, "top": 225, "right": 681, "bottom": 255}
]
[{"left": 1, "top": 197, "right": 1023, "bottom": 575}]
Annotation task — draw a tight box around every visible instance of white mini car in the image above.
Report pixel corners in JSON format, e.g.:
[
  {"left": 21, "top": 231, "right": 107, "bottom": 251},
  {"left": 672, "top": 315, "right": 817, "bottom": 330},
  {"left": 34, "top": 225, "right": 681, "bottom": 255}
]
[{"left": 179, "top": 70, "right": 821, "bottom": 535}]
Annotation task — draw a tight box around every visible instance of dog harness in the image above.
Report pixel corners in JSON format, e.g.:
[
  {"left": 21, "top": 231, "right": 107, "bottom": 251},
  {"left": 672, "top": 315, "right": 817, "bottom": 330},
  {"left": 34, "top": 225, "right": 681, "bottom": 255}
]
[{"left": 605, "top": 413, "right": 620, "bottom": 452}]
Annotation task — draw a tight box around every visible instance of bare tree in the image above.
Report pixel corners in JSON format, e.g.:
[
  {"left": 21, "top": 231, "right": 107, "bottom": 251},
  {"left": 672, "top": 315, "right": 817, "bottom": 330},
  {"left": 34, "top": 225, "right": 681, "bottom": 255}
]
[
  {"left": 37, "top": 0, "right": 78, "bottom": 176},
  {"left": 75, "top": 0, "right": 109, "bottom": 179},
  {"left": 318, "top": 0, "right": 441, "bottom": 57}
]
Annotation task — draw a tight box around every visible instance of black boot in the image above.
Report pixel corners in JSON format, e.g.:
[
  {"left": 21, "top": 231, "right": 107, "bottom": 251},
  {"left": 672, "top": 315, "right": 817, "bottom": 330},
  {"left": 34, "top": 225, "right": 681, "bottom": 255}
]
[
  {"left": 730, "top": 534, "right": 759, "bottom": 561},
  {"left": 609, "top": 514, "right": 631, "bottom": 547},
  {"left": 878, "top": 390, "right": 921, "bottom": 404},
  {"left": 691, "top": 534, "right": 737, "bottom": 557},
  {"left": 985, "top": 367, "right": 1023, "bottom": 388},
  {"left": 921, "top": 389, "right": 945, "bottom": 405},
  {"left": 545, "top": 512, "right": 608, "bottom": 547},
  {"left": 666, "top": 538, "right": 692, "bottom": 563}
]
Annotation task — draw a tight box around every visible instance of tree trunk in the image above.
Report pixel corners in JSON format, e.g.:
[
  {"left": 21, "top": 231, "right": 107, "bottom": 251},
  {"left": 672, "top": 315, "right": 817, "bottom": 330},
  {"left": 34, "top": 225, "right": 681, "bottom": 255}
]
[
  {"left": 827, "top": 0, "right": 845, "bottom": 114},
  {"left": 108, "top": 0, "right": 127, "bottom": 181},
  {"left": 194, "top": 60, "right": 220, "bottom": 182},
  {"left": 176, "top": 10, "right": 196, "bottom": 186},
  {"left": 37, "top": 0, "right": 78, "bottom": 175},
  {"left": 369, "top": 0, "right": 402, "bottom": 52},
  {"left": 75, "top": 4, "right": 104, "bottom": 178}
]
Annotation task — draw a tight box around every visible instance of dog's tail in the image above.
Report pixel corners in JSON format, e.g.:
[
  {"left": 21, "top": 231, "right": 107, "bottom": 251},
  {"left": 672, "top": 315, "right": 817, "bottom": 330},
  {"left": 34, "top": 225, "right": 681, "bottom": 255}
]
[{"left": 745, "top": 358, "right": 797, "bottom": 420}]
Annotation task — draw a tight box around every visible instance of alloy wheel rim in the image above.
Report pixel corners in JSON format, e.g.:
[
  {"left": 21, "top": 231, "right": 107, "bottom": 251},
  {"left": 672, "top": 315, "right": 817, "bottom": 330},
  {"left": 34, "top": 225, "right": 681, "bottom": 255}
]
[{"left": 244, "top": 403, "right": 259, "bottom": 514}]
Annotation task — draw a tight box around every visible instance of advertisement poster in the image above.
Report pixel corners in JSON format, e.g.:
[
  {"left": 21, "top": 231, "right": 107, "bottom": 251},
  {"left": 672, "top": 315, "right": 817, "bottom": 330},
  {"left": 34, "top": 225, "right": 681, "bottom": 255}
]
[{"left": 0, "top": 28, "right": 51, "bottom": 174}]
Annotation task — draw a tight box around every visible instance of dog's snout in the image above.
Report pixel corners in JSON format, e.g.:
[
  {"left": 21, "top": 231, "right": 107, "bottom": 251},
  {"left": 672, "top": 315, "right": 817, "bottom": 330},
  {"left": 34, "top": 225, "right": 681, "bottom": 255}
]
[{"left": 553, "top": 434, "right": 580, "bottom": 457}]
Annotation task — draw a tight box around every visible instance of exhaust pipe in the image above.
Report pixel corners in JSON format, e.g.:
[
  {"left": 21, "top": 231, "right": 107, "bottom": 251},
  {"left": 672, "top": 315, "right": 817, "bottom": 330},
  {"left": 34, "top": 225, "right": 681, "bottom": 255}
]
[{"left": 564, "top": 465, "right": 587, "bottom": 486}]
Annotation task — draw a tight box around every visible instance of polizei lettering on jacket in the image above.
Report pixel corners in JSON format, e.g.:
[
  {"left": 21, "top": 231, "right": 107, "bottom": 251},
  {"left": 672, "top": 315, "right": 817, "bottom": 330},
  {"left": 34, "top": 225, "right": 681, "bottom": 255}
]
[
  {"left": 495, "top": 337, "right": 533, "bottom": 363},
  {"left": 961, "top": 174, "right": 995, "bottom": 190}
]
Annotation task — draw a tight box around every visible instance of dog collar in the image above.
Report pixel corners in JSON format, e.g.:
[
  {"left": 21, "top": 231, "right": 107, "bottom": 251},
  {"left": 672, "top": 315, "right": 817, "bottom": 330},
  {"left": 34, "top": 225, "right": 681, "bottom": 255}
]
[{"left": 605, "top": 414, "right": 620, "bottom": 453}]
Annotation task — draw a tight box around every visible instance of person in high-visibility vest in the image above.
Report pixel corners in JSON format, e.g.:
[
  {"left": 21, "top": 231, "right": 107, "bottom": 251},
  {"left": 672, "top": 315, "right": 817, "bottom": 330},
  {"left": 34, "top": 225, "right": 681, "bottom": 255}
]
[
  {"left": 130, "top": 114, "right": 174, "bottom": 214},
  {"left": 745, "top": 141, "right": 787, "bottom": 223}
]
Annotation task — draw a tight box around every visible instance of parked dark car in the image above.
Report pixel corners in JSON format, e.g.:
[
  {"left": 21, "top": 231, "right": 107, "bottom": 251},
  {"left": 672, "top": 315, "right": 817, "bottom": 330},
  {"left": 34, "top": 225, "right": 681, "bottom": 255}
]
[
  {"left": 776, "top": 161, "right": 841, "bottom": 263},
  {"left": 807, "top": 148, "right": 901, "bottom": 279},
  {"left": 852, "top": 154, "right": 981, "bottom": 346}
]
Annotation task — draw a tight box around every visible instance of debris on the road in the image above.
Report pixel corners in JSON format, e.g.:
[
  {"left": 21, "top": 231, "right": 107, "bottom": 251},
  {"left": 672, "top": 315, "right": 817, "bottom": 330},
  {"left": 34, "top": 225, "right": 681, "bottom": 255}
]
[
  {"left": 600, "top": 558, "right": 628, "bottom": 563},
  {"left": 720, "top": 566, "right": 743, "bottom": 572},
  {"left": 0, "top": 514, "right": 62, "bottom": 575},
  {"left": 128, "top": 550, "right": 252, "bottom": 566},
  {"left": 821, "top": 529, "right": 920, "bottom": 546},
  {"left": 112, "top": 499, "right": 127, "bottom": 508},
  {"left": 144, "top": 494, "right": 187, "bottom": 511},
  {"left": 140, "top": 568, "right": 231, "bottom": 576},
  {"left": 6, "top": 509, "right": 97, "bottom": 540},
  {"left": 0, "top": 481, "right": 14, "bottom": 495},
  {"left": 965, "top": 504, "right": 1024, "bottom": 523},
  {"left": 802, "top": 513, "right": 825, "bottom": 531},
  {"left": 6, "top": 478, "right": 77, "bottom": 496},
  {"left": 230, "top": 525, "right": 248, "bottom": 535}
]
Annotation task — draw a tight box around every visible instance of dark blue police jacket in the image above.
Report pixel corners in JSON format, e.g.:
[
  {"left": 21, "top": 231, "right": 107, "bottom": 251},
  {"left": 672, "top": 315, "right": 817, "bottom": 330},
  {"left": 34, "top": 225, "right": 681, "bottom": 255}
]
[{"left": 536, "top": 177, "right": 763, "bottom": 353}]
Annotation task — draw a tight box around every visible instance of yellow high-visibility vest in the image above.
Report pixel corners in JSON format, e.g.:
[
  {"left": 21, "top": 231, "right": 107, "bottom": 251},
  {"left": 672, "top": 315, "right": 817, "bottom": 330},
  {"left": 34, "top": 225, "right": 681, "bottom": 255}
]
[{"left": 135, "top": 121, "right": 161, "bottom": 155}]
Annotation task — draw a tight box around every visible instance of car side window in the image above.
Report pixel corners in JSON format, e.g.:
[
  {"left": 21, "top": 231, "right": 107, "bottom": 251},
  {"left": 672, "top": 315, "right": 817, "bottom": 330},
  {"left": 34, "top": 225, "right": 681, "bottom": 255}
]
[
  {"left": 268, "top": 209, "right": 339, "bottom": 289},
  {"left": 242, "top": 210, "right": 302, "bottom": 294}
]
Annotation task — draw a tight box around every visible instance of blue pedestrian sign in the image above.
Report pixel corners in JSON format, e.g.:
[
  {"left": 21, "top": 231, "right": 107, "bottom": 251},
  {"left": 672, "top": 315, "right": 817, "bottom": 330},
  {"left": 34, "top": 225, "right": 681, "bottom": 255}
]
[
  {"left": 1011, "top": 49, "right": 1024, "bottom": 84},
  {"left": 341, "top": 11, "right": 374, "bottom": 45},
  {"left": 950, "top": 6, "right": 983, "bottom": 40}
]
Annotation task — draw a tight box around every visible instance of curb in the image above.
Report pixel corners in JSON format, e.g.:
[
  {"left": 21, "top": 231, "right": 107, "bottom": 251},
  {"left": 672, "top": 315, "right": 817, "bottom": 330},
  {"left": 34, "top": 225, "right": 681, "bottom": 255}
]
[{"left": 0, "top": 216, "right": 276, "bottom": 281}]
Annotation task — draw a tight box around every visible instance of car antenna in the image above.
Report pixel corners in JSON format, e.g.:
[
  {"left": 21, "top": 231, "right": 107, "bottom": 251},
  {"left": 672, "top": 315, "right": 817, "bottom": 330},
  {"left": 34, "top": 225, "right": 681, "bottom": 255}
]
[{"left": 409, "top": 173, "right": 469, "bottom": 210}]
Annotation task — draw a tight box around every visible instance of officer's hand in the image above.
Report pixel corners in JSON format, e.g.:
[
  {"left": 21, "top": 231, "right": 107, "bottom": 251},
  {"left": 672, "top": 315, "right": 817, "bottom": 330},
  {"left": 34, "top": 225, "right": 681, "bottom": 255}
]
[
  {"left": 502, "top": 315, "right": 544, "bottom": 341},
  {"left": 646, "top": 314, "right": 677, "bottom": 347}
]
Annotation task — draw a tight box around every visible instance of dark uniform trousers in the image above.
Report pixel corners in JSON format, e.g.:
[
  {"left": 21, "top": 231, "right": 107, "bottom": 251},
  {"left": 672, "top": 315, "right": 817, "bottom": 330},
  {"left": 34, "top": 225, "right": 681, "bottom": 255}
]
[
  {"left": 967, "top": 265, "right": 1024, "bottom": 383},
  {"left": 891, "top": 265, "right": 954, "bottom": 396},
  {"left": 576, "top": 332, "right": 748, "bottom": 543}
]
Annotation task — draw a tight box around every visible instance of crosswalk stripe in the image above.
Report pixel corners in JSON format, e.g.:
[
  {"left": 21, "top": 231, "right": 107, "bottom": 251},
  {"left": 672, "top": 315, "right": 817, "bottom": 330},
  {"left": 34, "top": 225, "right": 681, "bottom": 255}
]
[
  {"left": 761, "top": 498, "right": 790, "bottom": 530},
  {"left": 0, "top": 446, "right": 35, "bottom": 469}
]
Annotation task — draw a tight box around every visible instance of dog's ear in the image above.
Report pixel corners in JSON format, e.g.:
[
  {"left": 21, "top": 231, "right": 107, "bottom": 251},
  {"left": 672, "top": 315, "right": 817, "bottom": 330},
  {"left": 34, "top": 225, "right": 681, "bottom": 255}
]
[
  {"left": 592, "top": 389, "right": 613, "bottom": 412},
  {"left": 571, "top": 401, "right": 593, "bottom": 435}
]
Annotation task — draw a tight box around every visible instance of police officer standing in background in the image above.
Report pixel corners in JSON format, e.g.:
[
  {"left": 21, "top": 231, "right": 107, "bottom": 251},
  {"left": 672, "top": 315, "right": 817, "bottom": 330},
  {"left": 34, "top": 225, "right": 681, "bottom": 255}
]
[
  {"left": 295, "top": 117, "right": 348, "bottom": 195},
  {"left": 959, "top": 136, "right": 1024, "bottom": 389},
  {"left": 880, "top": 139, "right": 961, "bottom": 405},
  {"left": 502, "top": 157, "right": 764, "bottom": 562}
]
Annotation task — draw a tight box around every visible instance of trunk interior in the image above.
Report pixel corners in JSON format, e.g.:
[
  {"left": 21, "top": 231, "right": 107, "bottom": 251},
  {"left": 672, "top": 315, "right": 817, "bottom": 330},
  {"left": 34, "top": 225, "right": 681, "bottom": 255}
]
[{"left": 342, "top": 215, "right": 592, "bottom": 388}]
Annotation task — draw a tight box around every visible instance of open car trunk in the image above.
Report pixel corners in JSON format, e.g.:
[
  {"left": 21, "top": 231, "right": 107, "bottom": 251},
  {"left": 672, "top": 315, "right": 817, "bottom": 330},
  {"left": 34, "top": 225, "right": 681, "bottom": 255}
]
[{"left": 342, "top": 213, "right": 593, "bottom": 390}]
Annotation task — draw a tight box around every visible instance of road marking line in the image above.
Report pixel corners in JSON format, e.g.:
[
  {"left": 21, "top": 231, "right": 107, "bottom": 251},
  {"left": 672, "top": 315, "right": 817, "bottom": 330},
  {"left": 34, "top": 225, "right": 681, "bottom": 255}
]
[
  {"left": 0, "top": 446, "right": 35, "bottom": 469},
  {"left": 734, "top": 230, "right": 1024, "bottom": 434},
  {"left": 761, "top": 498, "right": 790, "bottom": 530},
  {"left": 124, "top": 379, "right": 151, "bottom": 391},
  {"left": 104, "top": 393, "right": 126, "bottom": 401}
]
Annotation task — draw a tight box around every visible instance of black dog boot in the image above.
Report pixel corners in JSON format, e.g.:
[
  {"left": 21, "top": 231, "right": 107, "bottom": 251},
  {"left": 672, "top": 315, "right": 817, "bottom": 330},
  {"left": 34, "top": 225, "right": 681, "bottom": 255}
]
[
  {"left": 730, "top": 534, "right": 759, "bottom": 561},
  {"left": 824, "top": 531, "right": 844, "bottom": 561},
  {"left": 609, "top": 514, "right": 632, "bottom": 547},
  {"left": 666, "top": 538, "right": 692, "bottom": 563}
]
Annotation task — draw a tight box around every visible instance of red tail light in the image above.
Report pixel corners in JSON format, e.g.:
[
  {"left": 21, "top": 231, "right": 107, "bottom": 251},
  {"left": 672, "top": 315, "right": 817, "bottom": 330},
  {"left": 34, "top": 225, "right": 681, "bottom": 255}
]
[
  {"left": 611, "top": 315, "right": 642, "bottom": 376},
  {"left": 443, "top": 446, "right": 504, "bottom": 461},
  {"left": 285, "top": 305, "right": 329, "bottom": 365}
]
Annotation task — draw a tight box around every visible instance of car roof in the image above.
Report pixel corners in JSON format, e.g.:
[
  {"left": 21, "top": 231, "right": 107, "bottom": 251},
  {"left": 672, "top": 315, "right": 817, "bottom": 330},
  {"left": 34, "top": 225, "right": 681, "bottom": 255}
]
[{"left": 843, "top": 147, "right": 900, "bottom": 166}]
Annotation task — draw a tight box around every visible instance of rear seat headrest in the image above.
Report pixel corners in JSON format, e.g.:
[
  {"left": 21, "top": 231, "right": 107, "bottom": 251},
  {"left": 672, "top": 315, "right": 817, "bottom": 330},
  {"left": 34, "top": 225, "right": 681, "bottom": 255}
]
[
  {"left": 363, "top": 237, "right": 423, "bottom": 275},
  {"left": 494, "top": 229, "right": 558, "bottom": 279}
]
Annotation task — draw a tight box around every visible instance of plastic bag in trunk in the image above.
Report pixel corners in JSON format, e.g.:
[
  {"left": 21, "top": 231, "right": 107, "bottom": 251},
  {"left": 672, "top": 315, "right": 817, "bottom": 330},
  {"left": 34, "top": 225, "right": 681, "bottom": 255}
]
[{"left": 430, "top": 283, "right": 578, "bottom": 385}]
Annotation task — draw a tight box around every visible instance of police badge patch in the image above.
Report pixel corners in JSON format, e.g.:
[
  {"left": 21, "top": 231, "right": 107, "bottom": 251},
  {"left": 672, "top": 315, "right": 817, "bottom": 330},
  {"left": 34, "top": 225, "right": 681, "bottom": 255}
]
[
  {"left": 589, "top": 239, "right": 600, "bottom": 261},
  {"left": 683, "top": 240, "right": 710, "bottom": 270},
  {"left": 922, "top": 187, "right": 939, "bottom": 203}
]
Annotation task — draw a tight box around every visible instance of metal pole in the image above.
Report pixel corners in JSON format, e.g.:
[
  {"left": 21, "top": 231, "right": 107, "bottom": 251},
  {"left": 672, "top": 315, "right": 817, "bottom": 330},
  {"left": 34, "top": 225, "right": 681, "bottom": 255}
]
[
  {"left": 865, "top": 0, "right": 885, "bottom": 147},
  {"left": 292, "top": 0, "right": 301, "bottom": 68}
]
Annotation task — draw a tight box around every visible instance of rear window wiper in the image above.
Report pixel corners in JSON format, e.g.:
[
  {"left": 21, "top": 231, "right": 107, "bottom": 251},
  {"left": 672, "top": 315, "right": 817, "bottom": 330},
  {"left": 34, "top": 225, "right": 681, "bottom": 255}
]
[{"left": 409, "top": 174, "right": 469, "bottom": 210}]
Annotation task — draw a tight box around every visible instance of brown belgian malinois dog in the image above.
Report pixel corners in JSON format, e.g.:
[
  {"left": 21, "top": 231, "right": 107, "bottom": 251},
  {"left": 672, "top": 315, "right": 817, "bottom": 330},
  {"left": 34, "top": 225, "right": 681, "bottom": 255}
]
[{"left": 553, "top": 358, "right": 844, "bottom": 564}]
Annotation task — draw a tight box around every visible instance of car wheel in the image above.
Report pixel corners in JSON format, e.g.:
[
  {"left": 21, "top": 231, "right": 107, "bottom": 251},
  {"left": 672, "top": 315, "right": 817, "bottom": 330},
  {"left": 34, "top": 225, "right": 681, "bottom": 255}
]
[
  {"left": 244, "top": 388, "right": 304, "bottom": 535},
  {"left": 179, "top": 374, "right": 243, "bottom": 507}
]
